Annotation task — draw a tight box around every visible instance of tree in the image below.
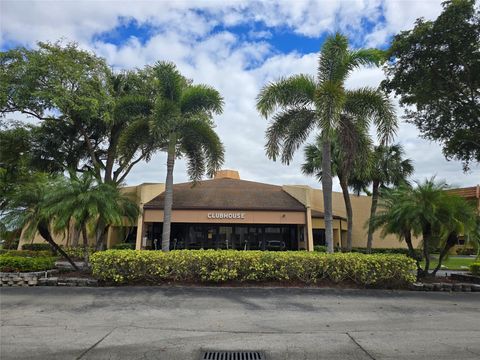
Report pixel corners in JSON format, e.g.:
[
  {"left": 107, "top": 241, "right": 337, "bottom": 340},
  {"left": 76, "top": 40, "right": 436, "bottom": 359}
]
[
  {"left": 361, "top": 145, "right": 414, "bottom": 252},
  {"left": 149, "top": 62, "right": 224, "bottom": 251},
  {"left": 0, "top": 42, "right": 156, "bottom": 185},
  {"left": 383, "top": 0, "right": 480, "bottom": 171},
  {"left": 0, "top": 174, "right": 79, "bottom": 269},
  {"left": 45, "top": 173, "right": 139, "bottom": 263},
  {"left": 371, "top": 179, "right": 478, "bottom": 278},
  {"left": 256, "top": 33, "right": 397, "bottom": 253},
  {"left": 302, "top": 115, "right": 371, "bottom": 251}
]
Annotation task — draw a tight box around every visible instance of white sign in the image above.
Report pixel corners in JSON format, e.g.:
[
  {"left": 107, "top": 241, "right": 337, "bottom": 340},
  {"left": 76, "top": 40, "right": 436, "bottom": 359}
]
[{"left": 207, "top": 212, "right": 246, "bottom": 219}]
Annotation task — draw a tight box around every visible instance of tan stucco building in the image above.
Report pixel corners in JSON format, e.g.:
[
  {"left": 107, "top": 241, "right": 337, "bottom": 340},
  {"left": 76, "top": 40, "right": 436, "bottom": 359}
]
[{"left": 20, "top": 169, "right": 428, "bottom": 251}]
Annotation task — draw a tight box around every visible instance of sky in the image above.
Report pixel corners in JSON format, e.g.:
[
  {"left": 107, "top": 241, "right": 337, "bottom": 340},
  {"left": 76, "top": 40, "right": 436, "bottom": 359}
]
[{"left": 1, "top": 0, "right": 478, "bottom": 191}]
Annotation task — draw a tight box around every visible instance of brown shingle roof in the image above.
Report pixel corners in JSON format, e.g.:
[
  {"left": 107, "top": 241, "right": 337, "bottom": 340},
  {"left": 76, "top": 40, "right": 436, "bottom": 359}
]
[
  {"left": 144, "top": 178, "right": 307, "bottom": 211},
  {"left": 446, "top": 186, "right": 480, "bottom": 199}
]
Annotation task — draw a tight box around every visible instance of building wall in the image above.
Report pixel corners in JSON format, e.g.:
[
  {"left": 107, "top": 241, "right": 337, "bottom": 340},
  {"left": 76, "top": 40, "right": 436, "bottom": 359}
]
[
  {"left": 283, "top": 185, "right": 421, "bottom": 249},
  {"left": 19, "top": 180, "right": 425, "bottom": 251}
]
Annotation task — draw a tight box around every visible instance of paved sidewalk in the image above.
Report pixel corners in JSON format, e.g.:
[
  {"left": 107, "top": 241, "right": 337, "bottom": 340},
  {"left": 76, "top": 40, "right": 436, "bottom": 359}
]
[{"left": 1, "top": 287, "right": 479, "bottom": 359}]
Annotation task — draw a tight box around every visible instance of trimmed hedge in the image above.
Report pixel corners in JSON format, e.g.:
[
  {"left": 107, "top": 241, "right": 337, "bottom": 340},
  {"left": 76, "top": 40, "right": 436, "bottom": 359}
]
[
  {"left": 0, "top": 255, "right": 56, "bottom": 272},
  {"left": 62, "top": 247, "right": 96, "bottom": 259},
  {"left": 90, "top": 250, "right": 417, "bottom": 288},
  {"left": 470, "top": 262, "right": 480, "bottom": 276},
  {"left": 0, "top": 250, "right": 53, "bottom": 257},
  {"left": 313, "top": 246, "right": 422, "bottom": 260},
  {"left": 21, "top": 243, "right": 52, "bottom": 251},
  {"left": 112, "top": 243, "right": 135, "bottom": 250}
]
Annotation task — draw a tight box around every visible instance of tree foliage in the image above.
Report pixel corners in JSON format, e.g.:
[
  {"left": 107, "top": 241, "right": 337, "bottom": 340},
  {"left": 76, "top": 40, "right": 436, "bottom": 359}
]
[
  {"left": 257, "top": 33, "right": 396, "bottom": 252},
  {"left": 383, "top": 0, "right": 480, "bottom": 170},
  {"left": 148, "top": 62, "right": 225, "bottom": 251},
  {"left": 0, "top": 42, "right": 157, "bottom": 184},
  {"left": 371, "top": 179, "right": 478, "bottom": 278}
]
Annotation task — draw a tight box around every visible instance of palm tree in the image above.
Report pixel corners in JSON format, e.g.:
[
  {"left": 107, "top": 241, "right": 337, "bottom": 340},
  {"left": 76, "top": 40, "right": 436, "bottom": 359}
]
[
  {"left": 46, "top": 173, "right": 139, "bottom": 263},
  {"left": 362, "top": 144, "right": 414, "bottom": 252},
  {"left": 1, "top": 174, "right": 79, "bottom": 270},
  {"left": 302, "top": 116, "right": 372, "bottom": 250},
  {"left": 149, "top": 62, "right": 224, "bottom": 251},
  {"left": 256, "top": 33, "right": 396, "bottom": 253},
  {"left": 371, "top": 179, "right": 478, "bottom": 278}
]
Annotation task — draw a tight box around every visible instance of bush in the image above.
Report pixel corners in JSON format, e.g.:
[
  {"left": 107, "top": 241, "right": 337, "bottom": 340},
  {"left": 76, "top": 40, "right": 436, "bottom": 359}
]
[
  {"left": 90, "top": 250, "right": 417, "bottom": 288},
  {"left": 457, "top": 247, "right": 477, "bottom": 256},
  {"left": 314, "top": 245, "right": 327, "bottom": 252},
  {"left": 21, "top": 243, "right": 52, "bottom": 251},
  {"left": 470, "top": 262, "right": 480, "bottom": 276},
  {"left": 0, "top": 250, "right": 53, "bottom": 257},
  {"left": 112, "top": 243, "right": 135, "bottom": 250},
  {"left": 62, "top": 247, "right": 96, "bottom": 259},
  {"left": 0, "top": 255, "right": 56, "bottom": 272}
]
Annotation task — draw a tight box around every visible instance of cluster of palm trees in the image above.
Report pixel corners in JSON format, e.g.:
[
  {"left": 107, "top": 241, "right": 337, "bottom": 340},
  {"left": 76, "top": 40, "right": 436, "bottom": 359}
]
[
  {"left": 256, "top": 32, "right": 479, "bottom": 272},
  {"left": 256, "top": 33, "right": 411, "bottom": 252},
  {"left": 3, "top": 62, "right": 225, "bottom": 259},
  {"left": 371, "top": 179, "right": 479, "bottom": 277},
  {"left": 3, "top": 173, "right": 139, "bottom": 268}
]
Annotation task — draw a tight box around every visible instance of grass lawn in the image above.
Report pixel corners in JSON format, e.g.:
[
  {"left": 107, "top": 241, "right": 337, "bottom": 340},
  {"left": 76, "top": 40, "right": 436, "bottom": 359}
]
[{"left": 420, "top": 256, "right": 477, "bottom": 271}]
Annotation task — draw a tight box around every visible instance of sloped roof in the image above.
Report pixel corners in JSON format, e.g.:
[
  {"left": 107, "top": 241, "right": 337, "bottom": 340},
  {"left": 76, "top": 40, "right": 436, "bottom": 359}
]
[
  {"left": 144, "top": 178, "right": 306, "bottom": 211},
  {"left": 446, "top": 186, "right": 480, "bottom": 200}
]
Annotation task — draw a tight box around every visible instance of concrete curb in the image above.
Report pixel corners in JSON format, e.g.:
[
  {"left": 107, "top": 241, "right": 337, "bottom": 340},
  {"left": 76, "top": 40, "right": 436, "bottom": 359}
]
[{"left": 410, "top": 282, "right": 480, "bottom": 292}]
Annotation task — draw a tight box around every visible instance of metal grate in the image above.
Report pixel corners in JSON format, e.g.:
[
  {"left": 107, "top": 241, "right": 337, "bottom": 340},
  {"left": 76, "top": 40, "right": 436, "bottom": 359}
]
[{"left": 201, "top": 351, "right": 265, "bottom": 360}]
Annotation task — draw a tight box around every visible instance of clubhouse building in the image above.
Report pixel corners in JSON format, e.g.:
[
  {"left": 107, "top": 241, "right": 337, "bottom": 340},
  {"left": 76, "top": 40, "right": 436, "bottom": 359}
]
[{"left": 21, "top": 169, "right": 437, "bottom": 251}]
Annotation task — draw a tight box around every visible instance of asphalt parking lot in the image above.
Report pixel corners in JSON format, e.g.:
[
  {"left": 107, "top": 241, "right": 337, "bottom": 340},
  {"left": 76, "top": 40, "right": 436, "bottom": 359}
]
[{"left": 1, "top": 286, "right": 479, "bottom": 359}]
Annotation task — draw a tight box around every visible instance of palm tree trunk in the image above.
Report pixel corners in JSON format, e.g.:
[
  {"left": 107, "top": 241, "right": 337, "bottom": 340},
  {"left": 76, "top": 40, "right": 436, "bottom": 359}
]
[
  {"left": 161, "top": 134, "right": 176, "bottom": 252},
  {"left": 403, "top": 230, "right": 422, "bottom": 277},
  {"left": 81, "top": 224, "right": 90, "bottom": 265},
  {"left": 421, "top": 223, "right": 432, "bottom": 277},
  {"left": 37, "top": 222, "right": 79, "bottom": 271},
  {"left": 321, "top": 138, "right": 334, "bottom": 253},
  {"left": 366, "top": 180, "right": 380, "bottom": 253},
  {"left": 339, "top": 177, "right": 353, "bottom": 251},
  {"left": 432, "top": 232, "right": 458, "bottom": 276}
]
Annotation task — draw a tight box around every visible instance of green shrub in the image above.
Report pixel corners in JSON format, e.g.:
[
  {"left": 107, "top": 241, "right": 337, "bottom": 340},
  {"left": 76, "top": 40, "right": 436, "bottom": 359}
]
[
  {"left": 0, "top": 255, "right": 56, "bottom": 272},
  {"left": 21, "top": 243, "right": 52, "bottom": 251},
  {"left": 314, "top": 245, "right": 327, "bottom": 252},
  {"left": 112, "top": 243, "right": 135, "bottom": 250},
  {"left": 470, "top": 262, "right": 480, "bottom": 276},
  {"left": 62, "top": 247, "right": 96, "bottom": 259},
  {"left": 457, "top": 247, "right": 477, "bottom": 256},
  {"left": 90, "top": 250, "right": 417, "bottom": 288},
  {"left": 0, "top": 250, "right": 53, "bottom": 257}
]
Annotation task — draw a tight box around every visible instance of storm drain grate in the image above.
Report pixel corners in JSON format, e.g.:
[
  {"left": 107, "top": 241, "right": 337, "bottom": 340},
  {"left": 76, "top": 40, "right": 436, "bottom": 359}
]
[{"left": 201, "top": 351, "right": 265, "bottom": 360}]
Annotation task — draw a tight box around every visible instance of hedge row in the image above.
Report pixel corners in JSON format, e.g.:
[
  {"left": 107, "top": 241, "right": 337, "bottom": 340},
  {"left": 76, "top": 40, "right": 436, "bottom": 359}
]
[
  {"left": 90, "top": 250, "right": 417, "bottom": 287},
  {"left": 21, "top": 243, "right": 52, "bottom": 251},
  {"left": 0, "top": 250, "right": 53, "bottom": 257},
  {"left": 313, "top": 245, "right": 422, "bottom": 259},
  {"left": 470, "top": 263, "right": 480, "bottom": 276},
  {"left": 0, "top": 255, "right": 56, "bottom": 272}
]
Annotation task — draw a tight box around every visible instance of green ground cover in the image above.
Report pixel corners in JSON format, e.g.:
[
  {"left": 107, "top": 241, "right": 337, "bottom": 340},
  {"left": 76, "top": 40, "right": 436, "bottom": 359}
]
[{"left": 421, "top": 256, "right": 477, "bottom": 271}]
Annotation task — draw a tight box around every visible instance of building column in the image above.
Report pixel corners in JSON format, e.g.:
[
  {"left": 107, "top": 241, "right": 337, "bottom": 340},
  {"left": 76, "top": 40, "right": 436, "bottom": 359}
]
[
  {"left": 305, "top": 207, "right": 314, "bottom": 251},
  {"left": 135, "top": 212, "right": 145, "bottom": 250}
]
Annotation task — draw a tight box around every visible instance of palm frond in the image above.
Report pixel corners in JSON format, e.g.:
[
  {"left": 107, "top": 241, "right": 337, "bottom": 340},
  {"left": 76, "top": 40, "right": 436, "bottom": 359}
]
[
  {"left": 179, "top": 118, "right": 225, "bottom": 180},
  {"left": 344, "top": 87, "right": 397, "bottom": 144},
  {"left": 180, "top": 84, "right": 224, "bottom": 116},
  {"left": 256, "top": 74, "right": 316, "bottom": 118},
  {"left": 265, "top": 108, "right": 317, "bottom": 164}
]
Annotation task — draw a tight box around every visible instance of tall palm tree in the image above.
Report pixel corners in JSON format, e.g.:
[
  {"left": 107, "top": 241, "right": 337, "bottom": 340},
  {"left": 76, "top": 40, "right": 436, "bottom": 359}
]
[
  {"left": 256, "top": 33, "right": 396, "bottom": 252},
  {"left": 302, "top": 116, "right": 372, "bottom": 251},
  {"left": 46, "top": 173, "right": 139, "bottom": 263},
  {"left": 149, "top": 62, "right": 224, "bottom": 251},
  {"left": 362, "top": 144, "right": 414, "bottom": 252},
  {"left": 1, "top": 174, "right": 79, "bottom": 269},
  {"left": 371, "top": 179, "right": 478, "bottom": 278}
]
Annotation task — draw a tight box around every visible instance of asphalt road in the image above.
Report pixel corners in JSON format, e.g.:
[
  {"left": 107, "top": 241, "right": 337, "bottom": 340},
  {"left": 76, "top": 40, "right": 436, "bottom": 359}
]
[{"left": 1, "top": 287, "right": 479, "bottom": 360}]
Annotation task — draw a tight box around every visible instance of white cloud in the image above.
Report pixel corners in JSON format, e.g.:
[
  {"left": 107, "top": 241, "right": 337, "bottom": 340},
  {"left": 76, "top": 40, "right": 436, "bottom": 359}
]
[{"left": 1, "top": 0, "right": 478, "bottom": 191}]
